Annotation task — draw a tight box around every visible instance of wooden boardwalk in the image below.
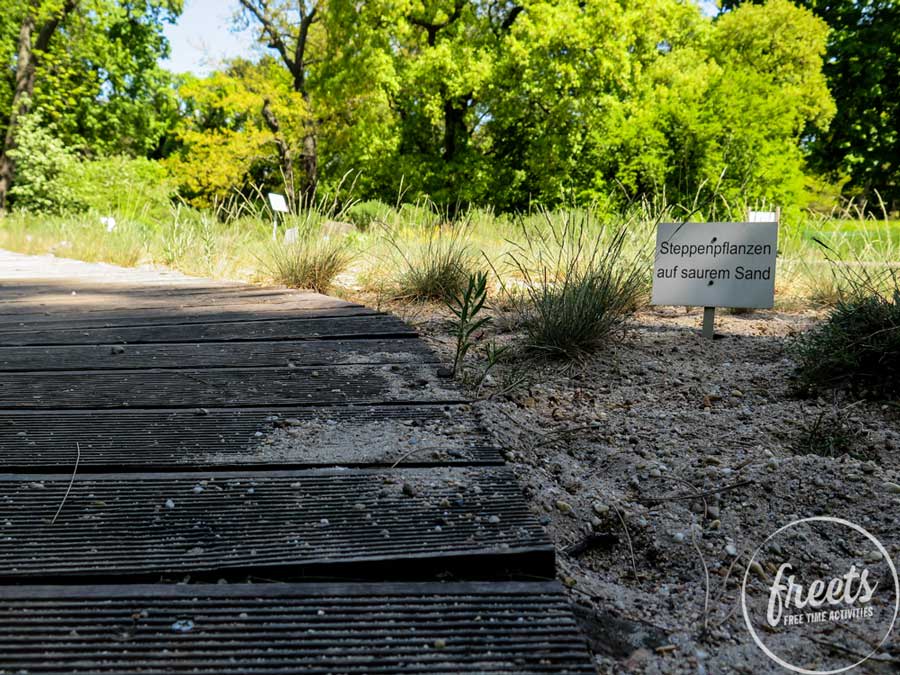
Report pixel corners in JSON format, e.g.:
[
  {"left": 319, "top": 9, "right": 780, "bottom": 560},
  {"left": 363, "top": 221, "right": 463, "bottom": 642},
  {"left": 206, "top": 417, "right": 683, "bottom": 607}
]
[{"left": 0, "top": 251, "right": 593, "bottom": 673}]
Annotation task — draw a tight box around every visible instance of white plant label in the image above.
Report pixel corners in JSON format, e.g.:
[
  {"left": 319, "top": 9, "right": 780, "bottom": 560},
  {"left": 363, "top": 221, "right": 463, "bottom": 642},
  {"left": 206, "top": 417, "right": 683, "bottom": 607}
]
[
  {"left": 651, "top": 221, "right": 778, "bottom": 309},
  {"left": 283, "top": 227, "right": 299, "bottom": 245},
  {"left": 268, "top": 192, "right": 289, "bottom": 213}
]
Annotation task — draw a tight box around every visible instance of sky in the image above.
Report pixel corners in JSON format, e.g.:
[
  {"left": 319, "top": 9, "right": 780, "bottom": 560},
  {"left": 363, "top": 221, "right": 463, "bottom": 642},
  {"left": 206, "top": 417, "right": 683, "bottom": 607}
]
[{"left": 160, "top": 0, "right": 257, "bottom": 76}]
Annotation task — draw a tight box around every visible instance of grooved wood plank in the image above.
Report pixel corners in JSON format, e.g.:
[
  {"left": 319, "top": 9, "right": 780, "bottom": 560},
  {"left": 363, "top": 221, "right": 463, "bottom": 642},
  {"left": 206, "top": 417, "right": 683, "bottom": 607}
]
[
  {"left": 0, "top": 288, "right": 359, "bottom": 313},
  {"left": 0, "top": 254, "right": 592, "bottom": 674},
  {"left": 0, "top": 468, "right": 553, "bottom": 581},
  {"left": 0, "top": 339, "right": 435, "bottom": 371},
  {"left": 0, "top": 315, "right": 416, "bottom": 346},
  {"left": 0, "top": 305, "right": 376, "bottom": 330},
  {"left": 0, "top": 405, "right": 500, "bottom": 469},
  {"left": 0, "top": 582, "right": 595, "bottom": 674},
  {"left": 0, "top": 280, "right": 261, "bottom": 301},
  {"left": 0, "top": 364, "right": 460, "bottom": 409}
]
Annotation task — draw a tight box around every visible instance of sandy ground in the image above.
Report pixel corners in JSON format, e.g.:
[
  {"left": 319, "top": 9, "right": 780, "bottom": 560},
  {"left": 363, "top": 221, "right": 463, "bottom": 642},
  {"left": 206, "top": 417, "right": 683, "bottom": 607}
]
[{"left": 411, "top": 304, "right": 900, "bottom": 674}]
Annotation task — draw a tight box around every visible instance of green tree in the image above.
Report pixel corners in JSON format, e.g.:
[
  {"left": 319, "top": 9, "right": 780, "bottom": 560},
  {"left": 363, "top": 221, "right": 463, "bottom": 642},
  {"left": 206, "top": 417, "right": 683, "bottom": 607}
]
[
  {"left": 236, "top": 0, "right": 325, "bottom": 198},
  {"left": 166, "top": 58, "right": 306, "bottom": 206},
  {"left": 723, "top": 0, "right": 900, "bottom": 209},
  {"left": 0, "top": 0, "right": 79, "bottom": 211},
  {"left": 0, "top": 0, "right": 183, "bottom": 212},
  {"left": 704, "top": 0, "right": 835, "bottom": 208}
]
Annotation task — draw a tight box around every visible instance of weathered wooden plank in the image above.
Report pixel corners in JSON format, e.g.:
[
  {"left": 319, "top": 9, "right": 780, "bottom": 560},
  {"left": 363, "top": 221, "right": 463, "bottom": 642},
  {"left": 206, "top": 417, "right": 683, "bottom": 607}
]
[
  {"left": 0, "top": 280, "right": 257, "bottom": 301},
  {"left": 0, "top": 364, "right": 461, "bottom": 409},
  {"left": 0, "top": 315, "right": 415, "bottom": 346},
  {"left": 0, "top": 582, "right": 594, "bottom": 674},
  {"left": 0, "top": 338, "right": 435, "bottom": 371},
  {"left": 0, "top": 290, "right": 363, "bottom": 323},
  {"left": 0, "top": 306, "right": 377, "bottom": 332},
  {"left": 0, "top": 404, "right": 500, "bottom": 469},
  {"left": 0, "top": 467, "right": 553, "bottom": 581}
]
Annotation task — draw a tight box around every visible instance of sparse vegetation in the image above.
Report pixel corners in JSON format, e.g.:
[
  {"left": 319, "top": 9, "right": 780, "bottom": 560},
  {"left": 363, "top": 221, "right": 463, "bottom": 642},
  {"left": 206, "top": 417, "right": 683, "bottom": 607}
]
[
  {"left": 793, "top": 406, "right": 871, "bottom": 460},
  {"left": 498, "top": 209, "right": 649, "bottom": 358},
  {"left": 1, "top": 191, "right": 897, "bottom": 342},
  {"left": 262, "top": 228, "right": 354, "bottom": 293}
]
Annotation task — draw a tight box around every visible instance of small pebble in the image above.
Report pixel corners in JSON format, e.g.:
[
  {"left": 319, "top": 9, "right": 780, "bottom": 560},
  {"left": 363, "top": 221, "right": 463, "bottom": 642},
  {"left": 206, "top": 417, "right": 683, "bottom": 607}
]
[
  {"left": 865, "top": 550, "right": 883, "bottom": 564},
  {"left": 555, "top": 500, "right": 573, "bottom": 514}
]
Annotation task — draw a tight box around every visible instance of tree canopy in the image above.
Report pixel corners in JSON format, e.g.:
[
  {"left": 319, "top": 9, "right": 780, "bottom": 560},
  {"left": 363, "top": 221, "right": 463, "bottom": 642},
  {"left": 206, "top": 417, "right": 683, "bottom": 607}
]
[
  {"left": 0, "top": 0, "right": 182, "bottom": 209},
  {"left": 1, "top": 0, "right": 869, "bottom": 215},
  {"left": 723, "top": 0, "right": 900, "bottom": 208}
]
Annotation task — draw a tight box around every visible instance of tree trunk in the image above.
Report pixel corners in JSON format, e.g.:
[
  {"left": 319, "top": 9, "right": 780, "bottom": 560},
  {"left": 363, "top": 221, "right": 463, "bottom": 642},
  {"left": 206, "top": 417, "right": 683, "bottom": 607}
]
[
  {"left": 293, "top": 11, "right": 317, "bottom": 201},
  {"left": 443, "top": 96, "right": 469, "bottom": 162},
  {"left": 301, "top": 129, "right": 318, "bottom": 203},
  {"left": 261, "top": 99, "right": 295, "bottom": 198},
  {"left": 0, "top": 13, "right": 37, "bottom": 213},
  {"left": 0, "top": 0, "right": 78, "bottom": 213},
  {"left": 236, "top": 1, "right": 318, "bottom": 200}
]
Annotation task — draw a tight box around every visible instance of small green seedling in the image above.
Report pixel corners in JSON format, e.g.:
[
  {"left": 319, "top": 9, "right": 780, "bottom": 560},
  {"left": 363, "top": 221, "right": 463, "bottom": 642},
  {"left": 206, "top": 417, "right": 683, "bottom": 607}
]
[{"left": 447, "top": 271, "right": 491, "bottom": 377}]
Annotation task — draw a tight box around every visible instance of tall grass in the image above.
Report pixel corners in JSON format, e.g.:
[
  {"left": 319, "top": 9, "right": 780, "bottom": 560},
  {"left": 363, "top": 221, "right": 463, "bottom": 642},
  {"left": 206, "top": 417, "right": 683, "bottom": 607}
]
[
  {"left": 1, "top": 187, "right": 896, "bottom": 314},
  {"left": 376, "top": 201, "right": 481, "bottom": 302},
  {"left": 495, "top": 208, "right": 650, "bottom": 357},
  {"left": 263, "top": 229, "right": 354, "bottom": 293}
]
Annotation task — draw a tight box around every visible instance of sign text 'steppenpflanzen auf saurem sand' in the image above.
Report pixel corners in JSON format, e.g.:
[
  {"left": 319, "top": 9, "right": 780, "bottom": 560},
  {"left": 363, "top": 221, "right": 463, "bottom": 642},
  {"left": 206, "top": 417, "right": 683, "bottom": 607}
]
[{"left": 652, "top": 221, "right": 778, "bottom": 309}]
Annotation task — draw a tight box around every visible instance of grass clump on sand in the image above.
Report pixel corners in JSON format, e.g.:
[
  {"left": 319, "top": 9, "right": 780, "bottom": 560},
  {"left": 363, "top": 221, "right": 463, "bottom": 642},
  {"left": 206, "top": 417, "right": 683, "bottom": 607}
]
[
  {"left": 383, "top": 210, "right": 479, "bottom": 303},
  {"left": 262, "top": 220, "right": 354, "bottom": 293},
  {"left": 790, "top": 238, "right": 899, "bottom": 400},
  {"left": 499, "top": 208, "right": 649, "bottom": 358},
  {"left": 791, "top": 288, "right": 900, "bottom": 400}
]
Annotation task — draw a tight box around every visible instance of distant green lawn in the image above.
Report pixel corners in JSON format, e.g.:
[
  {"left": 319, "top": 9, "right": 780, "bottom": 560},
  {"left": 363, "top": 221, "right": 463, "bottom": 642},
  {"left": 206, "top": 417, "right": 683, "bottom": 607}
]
[{"left": 796, "top": 219, "right": 900, "bottom": 259}]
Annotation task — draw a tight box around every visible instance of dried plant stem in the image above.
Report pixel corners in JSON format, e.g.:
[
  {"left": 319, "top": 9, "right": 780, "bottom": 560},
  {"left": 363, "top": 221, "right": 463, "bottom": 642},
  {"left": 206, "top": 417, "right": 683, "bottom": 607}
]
[
  {"left": 51, "top": 442, "right": 80, "bottom": 525},
  {"left": 611, "top": 502, "right": 639, "bottom": 582}
]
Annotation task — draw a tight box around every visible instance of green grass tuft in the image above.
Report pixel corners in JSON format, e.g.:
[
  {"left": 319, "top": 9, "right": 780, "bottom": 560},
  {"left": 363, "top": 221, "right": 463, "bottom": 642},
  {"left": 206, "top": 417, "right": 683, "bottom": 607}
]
[
  {"left": 499, "top": 209, "right": 649, "bottom": 358},
  {"left": 262, "top": 229, "right": 354, "bottom": 293}
]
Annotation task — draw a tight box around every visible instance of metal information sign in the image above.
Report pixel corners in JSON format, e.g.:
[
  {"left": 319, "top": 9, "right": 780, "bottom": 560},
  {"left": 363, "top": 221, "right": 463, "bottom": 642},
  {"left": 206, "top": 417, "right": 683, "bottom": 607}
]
[{"left": 652, "top": 221, "right": 778, "bottom": 337}]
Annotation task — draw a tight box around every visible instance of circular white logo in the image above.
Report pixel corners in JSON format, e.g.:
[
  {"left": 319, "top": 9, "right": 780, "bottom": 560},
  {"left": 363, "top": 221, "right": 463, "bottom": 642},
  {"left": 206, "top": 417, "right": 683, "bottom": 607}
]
[{"left": 742, "top": 516, "right": 899, "bottom": 674}]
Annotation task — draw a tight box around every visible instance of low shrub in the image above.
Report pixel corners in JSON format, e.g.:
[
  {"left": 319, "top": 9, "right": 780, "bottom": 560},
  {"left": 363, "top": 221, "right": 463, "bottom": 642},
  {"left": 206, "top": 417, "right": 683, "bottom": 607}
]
[
  {"left": 61, "top": 156, "right": 175, "bottom": 225},
  {"left": 7, "top": 113, "right": 77, "bottom": 213},
  {"left": 346, "top": 200, "right": 392, "bottom": 231},
  {"left": 790, "top": 238, "right": 899, "bottom": 400},
  {"left": 500, "top": 209, "right": 648, "bottom": 358},
  {"left": 791, "top": 290, "right": 900, "bottom": 399}
]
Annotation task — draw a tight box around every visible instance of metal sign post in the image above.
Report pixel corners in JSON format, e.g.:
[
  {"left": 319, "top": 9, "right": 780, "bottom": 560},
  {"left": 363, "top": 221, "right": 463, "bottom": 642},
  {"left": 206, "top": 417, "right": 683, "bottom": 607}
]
[{"left": 702, "top": 306, "right": 716, "bottom": 339}]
